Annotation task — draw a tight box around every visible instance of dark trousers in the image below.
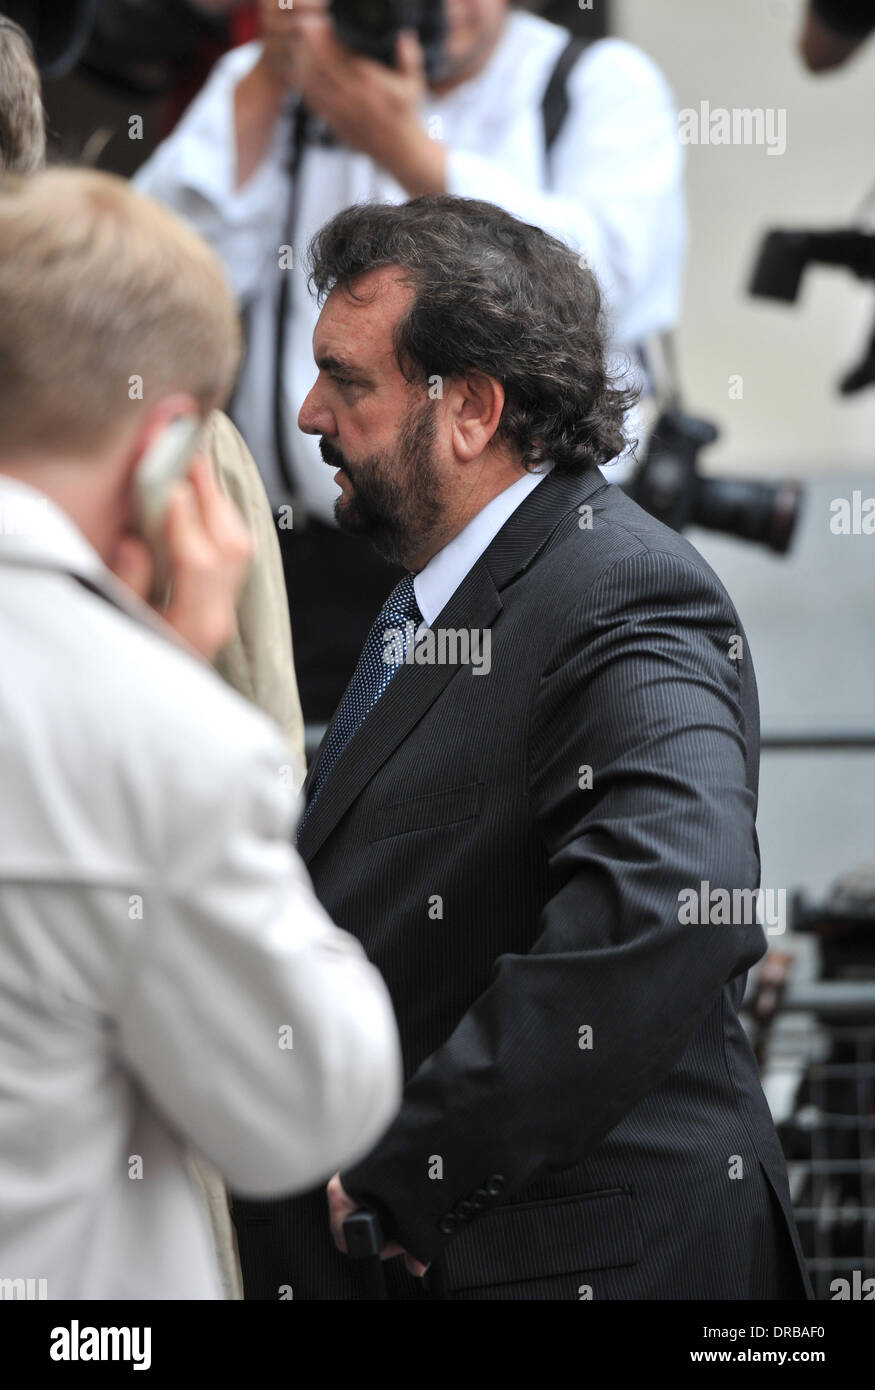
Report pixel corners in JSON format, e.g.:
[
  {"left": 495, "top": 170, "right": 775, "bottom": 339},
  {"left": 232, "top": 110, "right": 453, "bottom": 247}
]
[{"left": 275, "top": 517, "right": 405, "bottom": 725}]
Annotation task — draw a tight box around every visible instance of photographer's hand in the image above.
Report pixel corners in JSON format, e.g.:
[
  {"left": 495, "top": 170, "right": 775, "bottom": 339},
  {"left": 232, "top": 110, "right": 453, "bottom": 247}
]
[
  {"left": 294, "top": 22, "right": 447, "bottom": 196},
  {"left": 234, "top": 0, "right": 328, "bottom": 188},
  {"left": 259, "top": 0, "right": 326, "bottom": 90}
]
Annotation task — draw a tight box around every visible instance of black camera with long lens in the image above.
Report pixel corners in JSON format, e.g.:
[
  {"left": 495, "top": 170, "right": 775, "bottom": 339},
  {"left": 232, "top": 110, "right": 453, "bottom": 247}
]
[
  {"left": 330, "top": 0, "right": 446, "bottom": 82},
  {"left": 628, "top": 410, "right": 803, "bottom": 554}
]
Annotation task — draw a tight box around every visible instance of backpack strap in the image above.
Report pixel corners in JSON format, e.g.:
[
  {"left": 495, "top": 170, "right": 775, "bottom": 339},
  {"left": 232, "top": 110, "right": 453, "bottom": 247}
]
[
  {"left": 541, "top": 33, "right": 593, "bottom": 159},
  {"left": 540, "top": 31, "right": 658, "bottom": 398}
]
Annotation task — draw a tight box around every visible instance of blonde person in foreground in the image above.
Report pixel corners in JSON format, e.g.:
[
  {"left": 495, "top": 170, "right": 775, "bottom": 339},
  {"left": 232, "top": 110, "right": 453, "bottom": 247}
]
[
  {"left": 0, "top": 167, "right": 402, "bottom": 1300},
  {"left": 0, "top": 15, "right": 309, "bottom": 1296},
  {"left": 0, "top": 11, "right": 307, "bottom": 784}
]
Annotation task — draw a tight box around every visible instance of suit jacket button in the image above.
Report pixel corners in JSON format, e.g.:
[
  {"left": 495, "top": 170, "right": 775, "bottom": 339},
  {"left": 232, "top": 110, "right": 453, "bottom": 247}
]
[
  {"left": 485, "top": 1174, "right": 505, "bottom": 1197},
  {"left": 438, "top": 1214, "right": 458, "bottom": 1235},
  {"left": 471, "top": 1188, "right": 489, "bottom": 1210},
  {"left": 455, "top": 1200, "right": 475, "bottom": 1220}
]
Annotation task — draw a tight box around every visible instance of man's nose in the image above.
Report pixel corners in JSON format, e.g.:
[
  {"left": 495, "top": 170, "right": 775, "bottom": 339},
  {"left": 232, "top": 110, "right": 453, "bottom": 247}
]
[{"left": 298, "top": 383, "right": 335, "bottom": 437}]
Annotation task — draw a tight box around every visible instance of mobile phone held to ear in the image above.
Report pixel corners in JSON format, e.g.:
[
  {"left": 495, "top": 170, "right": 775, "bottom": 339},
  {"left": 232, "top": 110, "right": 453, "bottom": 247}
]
[{"left": 133, "top": 414, "right": 201, "bottom": 603}]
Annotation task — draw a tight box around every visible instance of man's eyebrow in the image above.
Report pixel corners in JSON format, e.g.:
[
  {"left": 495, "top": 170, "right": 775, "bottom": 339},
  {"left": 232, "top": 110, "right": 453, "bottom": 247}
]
[{"left": 315, "top": 353, "right": 371, "bottom": 381}]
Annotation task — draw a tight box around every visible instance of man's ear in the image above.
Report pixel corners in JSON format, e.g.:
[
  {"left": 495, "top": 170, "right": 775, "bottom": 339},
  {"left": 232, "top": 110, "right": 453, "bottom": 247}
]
[
  {"left": 449, "top": 372, "right": 505, "bottom": 462},
  {"left": 123, "top": 392, "right": 202, "bottom": 478}
]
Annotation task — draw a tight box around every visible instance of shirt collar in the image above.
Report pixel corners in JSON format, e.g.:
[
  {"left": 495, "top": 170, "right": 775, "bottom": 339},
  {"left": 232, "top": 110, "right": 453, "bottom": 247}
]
[
  {"left": 0, "top": 473, "right": 107, "bottom": 576},
  {"left": 0, "top": 473, "right": 184, "bottom": 640},
  {"left": 413, "top": 463, "right": 553, "bottom": 628}
]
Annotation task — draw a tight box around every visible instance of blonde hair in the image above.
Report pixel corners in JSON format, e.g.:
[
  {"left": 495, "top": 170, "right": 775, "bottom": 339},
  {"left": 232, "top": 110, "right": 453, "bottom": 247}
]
[
  {"left": 0, "top": 18, "right": 45, "bottom": 175},
  {"left": 0, "top": 168, "right": 242, "bottom": 455}
]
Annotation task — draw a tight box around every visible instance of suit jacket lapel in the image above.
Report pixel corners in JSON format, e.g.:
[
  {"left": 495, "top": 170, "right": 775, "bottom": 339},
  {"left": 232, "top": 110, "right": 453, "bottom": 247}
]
[{"left": 297, "top": 464, "right": 608, "bottom": 864}]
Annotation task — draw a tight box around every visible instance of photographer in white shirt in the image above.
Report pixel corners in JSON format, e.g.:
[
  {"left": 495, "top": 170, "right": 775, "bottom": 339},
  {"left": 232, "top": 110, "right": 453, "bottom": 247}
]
[
  {"left": 0, "top": 167, "right": 402, "bottom": 1300},
  {"left": 135, "top": 0, "right": 685, "bottom": 723}
]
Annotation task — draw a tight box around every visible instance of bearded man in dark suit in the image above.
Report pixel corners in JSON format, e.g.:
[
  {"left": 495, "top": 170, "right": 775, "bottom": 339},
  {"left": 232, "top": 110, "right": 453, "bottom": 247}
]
[{"left": 232, "top": 194, "right": 812, "bottom": 1302}]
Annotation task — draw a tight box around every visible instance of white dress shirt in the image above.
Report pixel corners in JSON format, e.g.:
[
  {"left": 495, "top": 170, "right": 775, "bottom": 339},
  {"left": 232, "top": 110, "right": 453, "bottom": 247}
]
[
  {"left": 0, "top": 475, "right": 402, "bottom": 1298},
  {"left": 414, "top": 464, "right": 551, "bottom": 629},
  {"left": 135, "top": 14, "right": 685, "bottom": 517}
]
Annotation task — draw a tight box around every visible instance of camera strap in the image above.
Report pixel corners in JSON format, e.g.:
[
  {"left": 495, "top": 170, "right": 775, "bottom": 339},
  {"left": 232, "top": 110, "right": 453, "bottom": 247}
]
[
  {"left": 541, "top": 34, "right": 659, "bottom": 401},
  {"left": 541, "top": 33, "right": 594, "bottom": 163},
  {"left": 270, "top": 101, "right": 312, "bottom": 521}
]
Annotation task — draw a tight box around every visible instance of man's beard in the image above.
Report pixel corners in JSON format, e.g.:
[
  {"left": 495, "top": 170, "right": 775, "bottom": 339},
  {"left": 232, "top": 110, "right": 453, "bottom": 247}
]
[{"left": 319, "top": 401, "right": 443, "bottom": 566}]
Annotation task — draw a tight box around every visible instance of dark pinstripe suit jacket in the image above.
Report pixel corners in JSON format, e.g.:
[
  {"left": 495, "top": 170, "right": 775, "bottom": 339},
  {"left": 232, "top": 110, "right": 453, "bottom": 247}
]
[{"left": 232, "top": 464, "right": 812, "bottom": 1301}]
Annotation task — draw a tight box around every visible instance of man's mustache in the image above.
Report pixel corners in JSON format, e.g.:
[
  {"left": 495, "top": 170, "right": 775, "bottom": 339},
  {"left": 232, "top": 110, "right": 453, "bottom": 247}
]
[{"left": 319, "top": 438, "right": 348, "bottom": 472}]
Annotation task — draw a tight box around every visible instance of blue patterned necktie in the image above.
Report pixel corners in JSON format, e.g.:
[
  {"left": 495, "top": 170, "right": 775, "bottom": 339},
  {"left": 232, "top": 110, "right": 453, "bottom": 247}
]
[{"left": 298, "top": 573, "right": 422, "bottom": 835}]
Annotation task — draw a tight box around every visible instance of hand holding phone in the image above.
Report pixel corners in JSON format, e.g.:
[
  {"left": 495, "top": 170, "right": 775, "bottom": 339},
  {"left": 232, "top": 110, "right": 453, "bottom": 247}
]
[
  {"left": 133, "top": 414, "right": 202, "bottom": 602},
  {"left": 113, "top": 422, "right": 253, "bottom": 659}
]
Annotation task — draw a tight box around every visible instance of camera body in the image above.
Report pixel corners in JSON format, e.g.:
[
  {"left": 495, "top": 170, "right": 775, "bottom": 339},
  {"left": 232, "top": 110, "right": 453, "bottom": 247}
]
[
  {"left": 330, "top": 0, "right": 446, "bottom": 81},
  {"left": 628, "top": 409, "right": 802, "bottom": 554}
]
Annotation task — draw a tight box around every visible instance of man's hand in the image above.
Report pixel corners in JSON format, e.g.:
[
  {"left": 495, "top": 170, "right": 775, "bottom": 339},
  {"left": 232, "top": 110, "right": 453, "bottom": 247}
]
[
  {"left": 257, "top": 0, "right": 446, "bottom": 196},
  {"left": 258, "top": 0, "right": 328, "bottom": 92},
  {"left": 327, "top": 1173, "right": 429, "bottom": 1279},
  {"left": 234, "top": 0, "right": 330, "bottom": 188},
  {"left": 110, "top": 453, "right": 252, "bottom": 660}
]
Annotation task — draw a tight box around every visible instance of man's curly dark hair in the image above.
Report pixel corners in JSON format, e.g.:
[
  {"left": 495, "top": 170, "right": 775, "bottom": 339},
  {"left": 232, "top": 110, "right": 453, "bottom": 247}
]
[{"left": 306, "top": 194, "right": 637, "bottom": 474}]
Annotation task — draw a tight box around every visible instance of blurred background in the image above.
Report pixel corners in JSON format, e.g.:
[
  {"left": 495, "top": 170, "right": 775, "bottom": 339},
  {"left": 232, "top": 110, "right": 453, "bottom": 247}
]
[{"left": 634, "top": 0, "right": 875, "bottom": 1302}]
